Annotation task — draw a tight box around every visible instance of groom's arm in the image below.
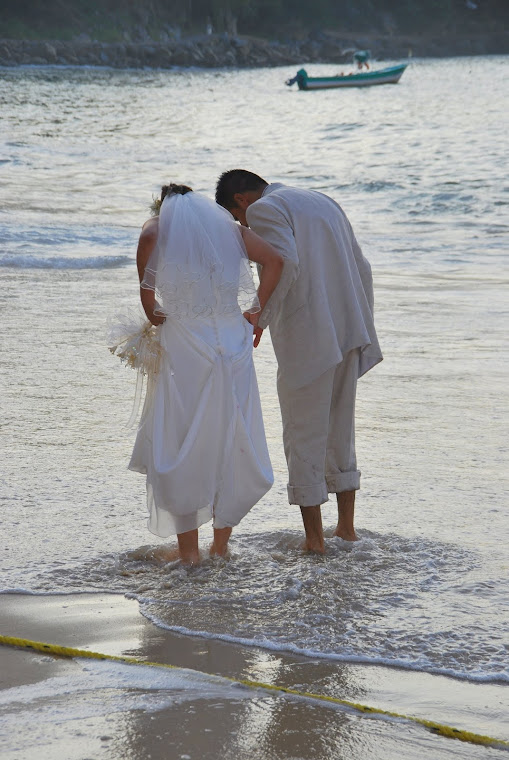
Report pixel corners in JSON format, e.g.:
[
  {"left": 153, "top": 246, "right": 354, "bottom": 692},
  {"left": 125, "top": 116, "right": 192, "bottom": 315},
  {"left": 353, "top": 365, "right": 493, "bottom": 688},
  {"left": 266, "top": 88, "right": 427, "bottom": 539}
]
[{"left": 246, "top": 201, "right": 299, "bottom": 330}]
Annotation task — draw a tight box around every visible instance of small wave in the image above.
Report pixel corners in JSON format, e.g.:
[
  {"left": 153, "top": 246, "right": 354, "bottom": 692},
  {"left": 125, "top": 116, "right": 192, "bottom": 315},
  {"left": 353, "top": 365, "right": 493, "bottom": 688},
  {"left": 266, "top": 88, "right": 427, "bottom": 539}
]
[
  {"left": 8, "top": 530, "right": 509, "bottom": 687},
  {"left": 0, "top": 253, "right": 131, "bottom": 269},
  {"left": 137, "top": 605, "right": 509, "bottom": 686},
  {"left": 0, "top": 661, "right": 251, "bottom": 722}
]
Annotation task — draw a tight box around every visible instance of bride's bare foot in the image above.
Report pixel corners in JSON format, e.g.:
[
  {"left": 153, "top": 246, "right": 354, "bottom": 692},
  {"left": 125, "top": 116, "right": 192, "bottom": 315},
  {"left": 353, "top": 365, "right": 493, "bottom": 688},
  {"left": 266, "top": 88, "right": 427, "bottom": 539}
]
[
  {"left": 177, "top": 529, "right": 200, "bottom": 565},
  {"left": 149, "top": 545, "right": 181, "bottom": 563},
  {"left": 210, "top": 526, "right": 232, "bottom": 558},
  {"left": 180, "top": 554, "right": 201, "bottom": 565},
  {"left": 209, "top": 543, "right": 231, "bottom": 559}
]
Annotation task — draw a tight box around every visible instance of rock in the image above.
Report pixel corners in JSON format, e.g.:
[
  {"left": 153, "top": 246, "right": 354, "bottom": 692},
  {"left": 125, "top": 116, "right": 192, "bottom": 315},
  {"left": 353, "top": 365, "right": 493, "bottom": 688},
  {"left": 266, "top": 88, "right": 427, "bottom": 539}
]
[
  {"left": 0, "top": 31, "right": 507, "bottom": 70},
  {"left": 0, "top": 43, "right": 12, "bottom": 62},
  {"left": 43, "top": 42, "right": 57, "bottom": 62},
  {"left": 134, "top": 26, "right": 152, "bottom": 43}
]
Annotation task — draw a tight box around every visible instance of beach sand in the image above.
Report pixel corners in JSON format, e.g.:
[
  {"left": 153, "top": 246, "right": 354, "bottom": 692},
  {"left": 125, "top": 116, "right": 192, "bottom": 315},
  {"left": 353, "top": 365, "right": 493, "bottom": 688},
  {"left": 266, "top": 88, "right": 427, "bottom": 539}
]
[{"left": 0, "top": 593, "right": 507, "bottom": 760}]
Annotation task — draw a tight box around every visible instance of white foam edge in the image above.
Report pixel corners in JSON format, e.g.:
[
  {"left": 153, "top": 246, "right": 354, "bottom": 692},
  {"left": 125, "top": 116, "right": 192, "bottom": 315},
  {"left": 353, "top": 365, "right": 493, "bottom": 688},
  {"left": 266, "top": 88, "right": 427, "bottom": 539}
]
[
  {"left": 2, "top": 588, "right": 506, "bottom": 686},
  {"left": 0, "top": 658, "right": 253, "bottom": 710},
  {"left": 0, "top": 254, "right": 131, "bottom": 269},
  {"left": 135, "top": 599, "right": 509, "bottom": 686}
]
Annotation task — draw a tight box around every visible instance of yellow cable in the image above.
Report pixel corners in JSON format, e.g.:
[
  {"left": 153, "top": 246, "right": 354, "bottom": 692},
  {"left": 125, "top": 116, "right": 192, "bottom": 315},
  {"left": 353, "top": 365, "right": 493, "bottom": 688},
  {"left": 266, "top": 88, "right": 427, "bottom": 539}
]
[{"left": 1, "top": 634, "right": 507, "bottom": 751}]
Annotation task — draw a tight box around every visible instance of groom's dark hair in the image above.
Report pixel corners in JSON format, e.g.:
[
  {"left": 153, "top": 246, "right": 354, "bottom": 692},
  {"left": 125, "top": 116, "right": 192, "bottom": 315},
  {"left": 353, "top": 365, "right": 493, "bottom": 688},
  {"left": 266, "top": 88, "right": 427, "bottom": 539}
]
[{"left": 215, "top": 170, "right": 268, "bottom": 210}]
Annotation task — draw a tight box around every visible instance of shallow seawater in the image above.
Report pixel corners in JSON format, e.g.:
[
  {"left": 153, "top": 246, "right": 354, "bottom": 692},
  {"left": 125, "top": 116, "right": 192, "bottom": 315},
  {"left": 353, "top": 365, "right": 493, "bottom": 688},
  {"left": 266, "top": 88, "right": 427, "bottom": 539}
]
[
  {"left": 1, "top": 57, "right": 508, "bottom": 688},
  {"left": 3, "top": 655, "right": 505, "bottom": 760}
]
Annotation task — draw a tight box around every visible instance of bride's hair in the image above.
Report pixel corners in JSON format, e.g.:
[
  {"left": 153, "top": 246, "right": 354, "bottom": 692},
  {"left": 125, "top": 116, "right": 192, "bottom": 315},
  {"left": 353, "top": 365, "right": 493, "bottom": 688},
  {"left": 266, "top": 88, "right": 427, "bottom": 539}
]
[{"left": 150, "top": 182, "right": 193, "bottom": 215}]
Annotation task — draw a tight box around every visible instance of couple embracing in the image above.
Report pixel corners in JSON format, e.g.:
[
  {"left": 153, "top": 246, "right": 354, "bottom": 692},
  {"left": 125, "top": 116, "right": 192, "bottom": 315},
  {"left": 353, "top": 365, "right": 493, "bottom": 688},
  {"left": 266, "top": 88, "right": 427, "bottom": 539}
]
[{"left": 129, "top": 170, "right": 382, "bottom": 564}]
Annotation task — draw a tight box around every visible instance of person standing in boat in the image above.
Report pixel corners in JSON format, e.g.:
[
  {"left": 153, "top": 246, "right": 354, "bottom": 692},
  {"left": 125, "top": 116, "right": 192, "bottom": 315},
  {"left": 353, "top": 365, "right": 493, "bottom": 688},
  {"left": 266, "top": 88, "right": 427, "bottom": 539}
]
[
  {"left": 354, "top": 50, "right": 370, "bottom": 70},
  {"left": 215, "top": 171, "right": 382, "bottom": 554}
]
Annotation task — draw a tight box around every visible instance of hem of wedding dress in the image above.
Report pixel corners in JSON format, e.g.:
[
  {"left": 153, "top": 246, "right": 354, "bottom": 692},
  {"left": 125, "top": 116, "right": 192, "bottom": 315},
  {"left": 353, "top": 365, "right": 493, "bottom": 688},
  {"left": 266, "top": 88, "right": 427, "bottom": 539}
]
[
  {"left": 128, "top": 463, "right": 147, "bottom": 475},
  {"left": 147, "top": 499, "right": 215, "bottom": 538}
]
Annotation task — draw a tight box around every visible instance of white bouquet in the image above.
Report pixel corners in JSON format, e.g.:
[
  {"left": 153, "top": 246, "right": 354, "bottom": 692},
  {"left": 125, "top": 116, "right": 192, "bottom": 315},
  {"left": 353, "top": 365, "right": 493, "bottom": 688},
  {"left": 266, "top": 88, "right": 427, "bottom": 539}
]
[
  {"left": 108, "top": 308, "right": 162, "bottom": 377},
  {"left": 108, "top": 308, "right": 163, "bottom": 427}
]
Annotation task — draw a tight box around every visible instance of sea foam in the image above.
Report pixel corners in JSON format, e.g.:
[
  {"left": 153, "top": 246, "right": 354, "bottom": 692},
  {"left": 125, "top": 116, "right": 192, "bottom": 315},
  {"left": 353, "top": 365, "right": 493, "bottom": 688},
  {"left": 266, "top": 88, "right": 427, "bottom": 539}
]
[{"left": 0, "top": 253, "right": 131, "bottom": 269}]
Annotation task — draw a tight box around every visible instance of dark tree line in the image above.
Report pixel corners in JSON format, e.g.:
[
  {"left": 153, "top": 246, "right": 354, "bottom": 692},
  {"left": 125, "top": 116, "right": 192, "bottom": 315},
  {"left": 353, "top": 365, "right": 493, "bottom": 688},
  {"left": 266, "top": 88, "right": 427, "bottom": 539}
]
[{"left": 2, "top": 0, "right": 508, "bottom": 40}]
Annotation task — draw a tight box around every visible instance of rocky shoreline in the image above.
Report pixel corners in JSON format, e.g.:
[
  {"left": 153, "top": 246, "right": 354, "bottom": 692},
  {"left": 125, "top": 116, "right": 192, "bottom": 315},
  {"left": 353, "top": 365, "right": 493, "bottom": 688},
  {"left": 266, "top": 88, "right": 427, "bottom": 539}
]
[{"left": 1, "top": 31, "right": 507, "bottom": 69}]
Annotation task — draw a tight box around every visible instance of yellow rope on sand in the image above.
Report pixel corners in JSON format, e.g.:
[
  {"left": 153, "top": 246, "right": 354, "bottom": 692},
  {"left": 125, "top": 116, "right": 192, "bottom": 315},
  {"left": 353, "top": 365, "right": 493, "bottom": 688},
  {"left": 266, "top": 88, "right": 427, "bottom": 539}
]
[{"left": 1, "top": 634, "right": 508, "bottom": 752}]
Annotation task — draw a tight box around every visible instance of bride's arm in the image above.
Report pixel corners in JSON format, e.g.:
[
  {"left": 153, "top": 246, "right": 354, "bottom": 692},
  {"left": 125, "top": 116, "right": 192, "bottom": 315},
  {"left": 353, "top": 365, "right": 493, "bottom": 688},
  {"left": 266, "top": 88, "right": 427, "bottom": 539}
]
[{"left": 136, "top": 218, "right": 165, "bottom": 326}]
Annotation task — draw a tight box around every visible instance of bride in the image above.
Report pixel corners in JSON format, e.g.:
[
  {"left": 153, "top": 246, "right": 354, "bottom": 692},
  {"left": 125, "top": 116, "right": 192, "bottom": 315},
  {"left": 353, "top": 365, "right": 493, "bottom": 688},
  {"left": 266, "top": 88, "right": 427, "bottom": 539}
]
[{"left": 128, "top": 183, "right": 283, "bottom": 564}]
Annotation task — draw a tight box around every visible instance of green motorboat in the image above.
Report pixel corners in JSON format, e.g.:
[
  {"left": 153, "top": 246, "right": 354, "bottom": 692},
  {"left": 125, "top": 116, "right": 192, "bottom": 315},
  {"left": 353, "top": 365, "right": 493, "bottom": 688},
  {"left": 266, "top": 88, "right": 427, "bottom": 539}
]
[{"left": 286, "top": 64, "right": 407, "bottom": 90}]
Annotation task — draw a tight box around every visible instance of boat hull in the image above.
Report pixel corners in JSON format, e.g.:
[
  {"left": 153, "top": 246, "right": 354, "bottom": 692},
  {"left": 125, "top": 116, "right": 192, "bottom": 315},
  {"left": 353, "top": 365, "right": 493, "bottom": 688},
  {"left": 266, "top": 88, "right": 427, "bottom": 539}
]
[{"left": 296, "top": 64, "right": 407, "bottom": 90}]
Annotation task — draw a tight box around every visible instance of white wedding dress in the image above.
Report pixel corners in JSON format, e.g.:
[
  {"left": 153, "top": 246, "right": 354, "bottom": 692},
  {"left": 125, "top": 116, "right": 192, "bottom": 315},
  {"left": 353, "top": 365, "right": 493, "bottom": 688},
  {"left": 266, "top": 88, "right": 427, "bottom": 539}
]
[{"left": 128, "top": 192, "right": 273, "bottom": 537}]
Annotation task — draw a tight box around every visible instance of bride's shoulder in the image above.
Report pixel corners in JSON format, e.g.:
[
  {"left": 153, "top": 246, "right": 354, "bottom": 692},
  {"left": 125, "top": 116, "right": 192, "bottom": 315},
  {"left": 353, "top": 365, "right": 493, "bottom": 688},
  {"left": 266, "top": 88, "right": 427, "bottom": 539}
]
[{"left": 140, "top": 217, "right": 159, "bottom": 239}]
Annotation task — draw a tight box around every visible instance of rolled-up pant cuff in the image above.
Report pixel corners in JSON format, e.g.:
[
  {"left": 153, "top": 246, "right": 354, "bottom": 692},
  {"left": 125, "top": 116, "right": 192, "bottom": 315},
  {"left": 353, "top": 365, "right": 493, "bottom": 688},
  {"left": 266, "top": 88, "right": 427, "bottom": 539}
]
[
  {"left": 287, "top": 483, "right": 329, "bottom": 507},
  {"left": 326, "top": 470, "right": 361, "bottom": 493}
]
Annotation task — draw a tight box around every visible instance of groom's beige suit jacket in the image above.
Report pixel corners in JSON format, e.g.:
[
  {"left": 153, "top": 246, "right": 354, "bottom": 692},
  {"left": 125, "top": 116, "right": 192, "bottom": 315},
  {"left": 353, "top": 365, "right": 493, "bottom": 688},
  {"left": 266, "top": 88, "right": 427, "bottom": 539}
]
[{"left": 246, "top": 183, "right": 382, "bottom": 390}]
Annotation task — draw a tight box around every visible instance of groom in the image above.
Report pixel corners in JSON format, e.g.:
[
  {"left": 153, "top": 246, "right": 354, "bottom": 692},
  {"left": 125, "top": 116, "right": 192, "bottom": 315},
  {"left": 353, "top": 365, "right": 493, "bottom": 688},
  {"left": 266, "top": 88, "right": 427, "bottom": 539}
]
[{"left": 215, "top": 170, "right": 382, "bottom": 553}]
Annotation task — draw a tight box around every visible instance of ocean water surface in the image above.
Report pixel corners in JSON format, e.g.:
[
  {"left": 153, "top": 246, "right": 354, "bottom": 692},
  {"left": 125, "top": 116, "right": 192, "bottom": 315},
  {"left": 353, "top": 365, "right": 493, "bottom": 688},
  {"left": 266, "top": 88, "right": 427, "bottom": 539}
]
[{"left": 1, "top": 57, "right": 508, "bottom": 688}]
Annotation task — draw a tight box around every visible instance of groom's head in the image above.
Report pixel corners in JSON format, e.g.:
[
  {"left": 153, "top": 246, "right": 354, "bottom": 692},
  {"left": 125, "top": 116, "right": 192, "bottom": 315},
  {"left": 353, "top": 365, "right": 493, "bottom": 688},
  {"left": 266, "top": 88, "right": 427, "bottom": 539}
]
[{"left": 216, "top": 170, "right": 268, "bottom": 226}]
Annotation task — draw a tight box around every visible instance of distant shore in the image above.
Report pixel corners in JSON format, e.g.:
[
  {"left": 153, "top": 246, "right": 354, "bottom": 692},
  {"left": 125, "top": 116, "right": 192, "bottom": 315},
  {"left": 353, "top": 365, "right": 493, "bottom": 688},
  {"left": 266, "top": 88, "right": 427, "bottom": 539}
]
[{"left": 1, "top": 30, "right": 508, "bottom": 69}]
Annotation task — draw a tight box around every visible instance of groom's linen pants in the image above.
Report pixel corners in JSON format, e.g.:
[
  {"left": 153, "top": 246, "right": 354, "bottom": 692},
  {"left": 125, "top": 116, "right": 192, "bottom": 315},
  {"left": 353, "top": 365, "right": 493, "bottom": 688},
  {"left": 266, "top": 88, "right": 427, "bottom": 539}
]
[{"left": 277, "top": 348, "right": 361, "bottom": 507}]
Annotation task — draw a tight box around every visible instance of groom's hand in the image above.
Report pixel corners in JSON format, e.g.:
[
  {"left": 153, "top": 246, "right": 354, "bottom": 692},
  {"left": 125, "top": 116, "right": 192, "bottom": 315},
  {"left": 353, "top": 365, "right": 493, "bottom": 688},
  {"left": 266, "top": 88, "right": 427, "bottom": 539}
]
[{"left": 243, "top": 311, "right": 264, "bottom": 348}]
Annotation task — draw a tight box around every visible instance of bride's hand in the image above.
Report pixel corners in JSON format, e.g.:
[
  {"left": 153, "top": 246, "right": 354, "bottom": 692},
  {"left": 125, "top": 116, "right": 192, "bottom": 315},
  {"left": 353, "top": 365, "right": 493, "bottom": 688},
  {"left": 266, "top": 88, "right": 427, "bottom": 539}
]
[
  {"left": 145, "top": 307, "right": 165, "bottom": 326},
  {"left": 243, "top": 311, "right": 263, "bottom": 348},
  {"left": 146, "top": 300, "right": 166, "bottom": 326}
]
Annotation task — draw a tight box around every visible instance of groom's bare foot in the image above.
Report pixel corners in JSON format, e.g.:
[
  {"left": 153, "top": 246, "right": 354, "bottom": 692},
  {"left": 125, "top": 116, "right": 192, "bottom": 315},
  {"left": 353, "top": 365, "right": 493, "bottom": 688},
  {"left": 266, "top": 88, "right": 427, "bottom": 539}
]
[
  {"left": 334, "top": 490, "right": 358, "bottom": 541},
  {"left": 301, "top": 539, "right": 325, "bottom": 554},
  {"left": 300, "top": 506, "right": 325, "bottom": 555},
  {"left": 333, "top": 528, "right": 358, "bottom": 542}
]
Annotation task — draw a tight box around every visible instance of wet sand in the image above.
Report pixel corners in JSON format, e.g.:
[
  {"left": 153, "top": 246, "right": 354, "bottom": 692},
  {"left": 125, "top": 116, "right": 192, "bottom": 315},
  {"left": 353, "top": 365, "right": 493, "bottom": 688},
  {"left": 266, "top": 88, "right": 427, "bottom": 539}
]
[{"left": 0, "top": 593, "right": 507, "bottom": 759}]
